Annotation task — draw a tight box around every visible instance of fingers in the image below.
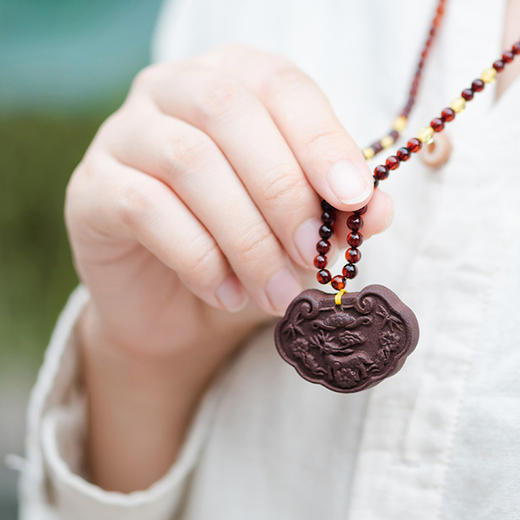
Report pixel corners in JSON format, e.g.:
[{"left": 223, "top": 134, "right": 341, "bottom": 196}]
[
  {"left": 68, "top": 152, "right": 249, "bottom": 313},
  {"left": 134, "top": 64, "right": 325, "bottom": 269},
  {"left": 100, "top": 109, "right": 303, "bottom": 315},
  {"left": 200, "top": 46, "right": 374, "bottom": 211}
]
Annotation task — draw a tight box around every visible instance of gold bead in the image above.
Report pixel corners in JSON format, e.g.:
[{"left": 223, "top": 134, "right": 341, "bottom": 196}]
[
  {"left": 481, "top": 67, "right": 497, "bottom": 83},
  {"left": 362, "top": 147, "right": 375, "bottom": 160},
  {"left": 418, "top": 126, "right": 434, "bottom": 144},
  {"left": 392, "top": 115, "right": 407, "bottom": 132},
  {"left": 449, "top": 97, "right": 466, "bottom": 113},
  {"left": 381, "top": 135, "right": 394, "bottom": 149}
]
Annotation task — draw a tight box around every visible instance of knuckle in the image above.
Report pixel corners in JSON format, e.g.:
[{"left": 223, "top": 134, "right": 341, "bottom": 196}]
[
  {"left": 117, "top": 182, "right": 150, "bottom": 230},
  {"left": 306, "top": 128, "right": 346, "bottom": 152},
  {"left": 234, "top": 221, "right": 275, "bottom": 263},
  {"left": 131, "top": 63, "right": 164, "bottom": 91},
  {"left": 194, "top": 72, "right": 247, "bottom": 124},
  {"left": 95, "top": 109, "right": 126, "bottom": 143},
  {"left": 168, "top": 131, "right": 212, "bottom": 172},
  {"left": 262, "top": 168, "right": 305, "bottom": 203},
  {"left": 183, "top": 237, "right": 223, "bottom": 286},
  {"left": 262, "top": 63, "right": 313, "bottom": 99}
]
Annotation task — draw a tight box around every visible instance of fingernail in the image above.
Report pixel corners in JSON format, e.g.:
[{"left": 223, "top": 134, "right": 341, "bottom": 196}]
[
  {"left": 216, "top": 275, "right": 248, "bottom": 312},
  {"left": 265, "top": 268, "right": 302, "bottom": 314},
  {"left": 294, "top": 217, "right": 321, "bottom": 267},
  {"left": 327, "top": 160, "right": 372, "bottom": 205}
]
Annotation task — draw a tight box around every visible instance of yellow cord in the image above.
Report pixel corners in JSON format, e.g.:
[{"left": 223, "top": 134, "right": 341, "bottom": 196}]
[{"left": 334, "top": 288, "right": 347, "bottom": 306}]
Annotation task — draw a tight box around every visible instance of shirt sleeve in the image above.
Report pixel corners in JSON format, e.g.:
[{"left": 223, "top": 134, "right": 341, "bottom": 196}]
[{"left": 19, "top": 286, "right": 221, "bottom": 520}]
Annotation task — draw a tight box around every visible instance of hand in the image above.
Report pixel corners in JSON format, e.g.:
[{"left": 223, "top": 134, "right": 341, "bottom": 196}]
[
  {"left": 65, "top": 45, "right": 392, "bottom": 491},
  {"left": 67, "top": 45, "right": 392, "bottom": 359}
]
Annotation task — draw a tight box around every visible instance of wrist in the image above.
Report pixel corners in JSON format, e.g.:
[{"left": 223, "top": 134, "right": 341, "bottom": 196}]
[{"left": 76, "top": 300, "right": 215, "bottom": 491}]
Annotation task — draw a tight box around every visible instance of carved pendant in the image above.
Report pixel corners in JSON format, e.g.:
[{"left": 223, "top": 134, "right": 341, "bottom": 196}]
[{"left": 274, "top": 285, "right": 419, "bottom": 393}]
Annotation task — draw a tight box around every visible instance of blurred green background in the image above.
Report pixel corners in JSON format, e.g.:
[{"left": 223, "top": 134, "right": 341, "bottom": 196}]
[{"left": 0, "top": 1, "right": 164, "bottom": 516}]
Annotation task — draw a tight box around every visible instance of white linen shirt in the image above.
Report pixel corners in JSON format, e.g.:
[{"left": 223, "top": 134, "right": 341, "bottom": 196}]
[{"left": 19, "top": 0, "right": 520, "bottom": 518}]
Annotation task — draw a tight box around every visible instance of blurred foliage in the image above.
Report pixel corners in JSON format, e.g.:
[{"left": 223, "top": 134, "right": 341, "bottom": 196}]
[
  {"left": 0, "top": 0, "right": 164, "bottom": 368},
  {"left": 0, "top": 111, "right": 111, "bottom": 366}
]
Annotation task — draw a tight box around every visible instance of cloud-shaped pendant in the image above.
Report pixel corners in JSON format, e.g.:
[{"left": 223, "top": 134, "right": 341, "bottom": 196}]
[{"left": 274, "top": 285, "right": 419, "bottom": 393}]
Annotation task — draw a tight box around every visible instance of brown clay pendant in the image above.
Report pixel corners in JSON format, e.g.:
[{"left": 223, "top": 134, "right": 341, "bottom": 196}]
[{"left": 275, "top": 285, "right": 419, "bottom": 393}]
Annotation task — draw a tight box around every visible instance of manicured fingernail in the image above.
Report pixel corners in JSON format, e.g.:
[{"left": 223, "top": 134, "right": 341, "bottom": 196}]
[
  {"left": 327, "top": 160, "right": 372, "bottom": 205},
  {"left": 294, "top": 217, "right": 321, "bottom": 267},
  {"left": 216, "top": 275, "right": 248, "bottom": 312},
  {"left": 266, "top": 268, "right": 302, "bottom": 314}
]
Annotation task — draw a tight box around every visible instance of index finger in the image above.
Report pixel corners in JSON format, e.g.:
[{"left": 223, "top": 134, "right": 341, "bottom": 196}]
[{"left": 200, "top": 46, "right": 374, "bottom": 212}]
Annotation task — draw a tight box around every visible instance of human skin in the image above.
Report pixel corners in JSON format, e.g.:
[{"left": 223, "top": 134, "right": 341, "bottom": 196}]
[{"left": 68, "top": 25, "right": 518, "bottom": 491}]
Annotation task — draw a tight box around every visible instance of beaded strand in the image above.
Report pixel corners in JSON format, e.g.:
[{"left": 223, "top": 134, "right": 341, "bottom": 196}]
[
  {"left": 362, "top": 0, "right": 447, "bottom": 160},
  {"left": 316, "top": 39, "right": 520, "bottom": 292}
]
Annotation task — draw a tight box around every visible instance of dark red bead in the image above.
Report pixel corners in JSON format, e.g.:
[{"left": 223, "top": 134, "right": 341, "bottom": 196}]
[
  {"left": 396, "top": 147, "right": 411, "bottom": 162},
  {"left": 430, "top": 117, "right": 444, "bottom": 132},
  {"left": 493, "top": 59, "right": 505, "bottom": 72},
  {"left": 354, "top": 205, "right": 368, "bottom": 216},
  {"left": 386, "top": 156, "right": 400, "bottom": 170},
  {"left": 407, "top": 138, "right": 422, "bottom": 153},
  {"left": 319, "top": 224, "right": 333, "bottom": 239},
  {"left": 342, "top": 263, "right": 357, "bottom": 279},
  {"left": 331, "top": 275, "right": 346, "bottom": 290},
  {"left": 321, "top": 210, "right": 335, "bottom": 225},
  {"left": 316, "top": 269, "right": 331, "bottom": 284},
  {"left": 321, "top": 200, "right": 335, "bottom": 212},
  {"left": 316, "top": 239, "right": 330, "bottom": 255},
  {"left": 347, "top": 214, "right": 363, "bottom": 231},
  {"left": 313, "top": 254, "right": 327, "bottom": 269},
  {"left": 372, "top": 141, "right": 383, "bottom": 154},
  {"left": 345, "top": 248, "right": 361, "bottom": 263},
  {"left": 512, "top": 41, "right": 520, "bottom": 55},
  {"left": 471, "top": 79, "right": 485, "bottom": 92},
  {"left": 502, "top": 51, "right": 514, "bottom": 63},
  {"left": 389, "top": 129, "right": 399, "bottom": 141},
  {"left": 347, "top": 232, "right": 362, "bottom": 248},
  {"left": 441, "top": 107, "right": 455, "bottom": 122},
  {"left": 374, "top": 165, "right": 389, "bottom": 180},
  {"left": 461, "top": 88, "right": 474, "bottom": 101}
]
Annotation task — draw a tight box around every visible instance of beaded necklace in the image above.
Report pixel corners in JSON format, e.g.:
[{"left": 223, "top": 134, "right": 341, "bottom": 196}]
[{"left": 275, "top": 1, "right": 520, "bottom": 393}]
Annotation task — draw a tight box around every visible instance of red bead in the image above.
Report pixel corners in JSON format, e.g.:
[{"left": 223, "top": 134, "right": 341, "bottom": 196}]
[
  {"left": 512, "top": 41, "right": 520, "bottom": 55},
  {"left": 331, "top": 275, "right": 346, "bottom": 290},
  {"left": 502, "top": 51, "right": 514, "bottom": 63},
  {"left": 316, "top": 239, "right": 330, "bottom": 255},
  {"left": 407, "top": 138, "right": 422, "bottom": 153},
  {"left": 321, "top": 210, "right": 335, "bottom": 225},
  {"left": 396, "top": 147, "right": 411, "bottom": 162},
  {"left": 342, "top": 263, "right": 357, "bottom": 279},
  {"left": 372, "top": 141, "right": 383, "bottom": 154},
  {"left": 347, "top": 232, "right": 362, "bottom": 248},
  {"left": 461, "top": 88, "right": 474, "bottom": 101},
  {"left": 347, "top": 214, "right": 363, "bottom": 231},
  {"left": 314, "top": 254, "right": 327, "bottom": 269},
  {"left": 319, "top": 224, "right": 333, "bottom": 239},
  {"left": 354, "top": 205, "right": 368, "bottom": 216},
  {"left": 321, "top": 200, "right": 335, "bottom": 212},
  {"left": 441, "top": 107, "right": 455, "bottom": 122},
  {"left": 430, "top": 117, "right": 444, "bottom": 132},
  {"left": 386, "top": 156, "right": 400, "bottom": 170},
  {"left": 374, "top": 165, "right": 389, "bottom": 180},
  {"left": 471, "top": 79, "right": 485, "bottom": 92},
  {"left": 345, "top": 248, "right": 361, "bottom": 263},
  {"left": 316, "top": 269, "right": 331, "bottom": 284},
  {"left": 493, "top": 59, "right": 505, "bottom": 72}
]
